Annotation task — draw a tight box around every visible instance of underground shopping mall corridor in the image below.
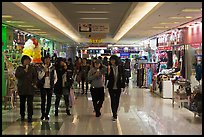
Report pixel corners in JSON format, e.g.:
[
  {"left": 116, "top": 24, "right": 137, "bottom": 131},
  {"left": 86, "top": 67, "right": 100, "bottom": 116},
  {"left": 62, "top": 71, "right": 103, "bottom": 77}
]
[{"left": 2, "top": 80, "right": 202, "bottom": 135}]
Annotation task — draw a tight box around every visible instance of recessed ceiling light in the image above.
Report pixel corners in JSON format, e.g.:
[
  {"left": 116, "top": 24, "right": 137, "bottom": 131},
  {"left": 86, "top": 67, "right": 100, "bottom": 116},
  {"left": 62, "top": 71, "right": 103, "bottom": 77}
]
[
  {"left": 71, "top": 2, "right": 112, "bottom": 5},
  {"left": 2, "top": 15, "right": 12, "bottom": 18},
  {"left": 185, "top": 16, "right": 192, "bottom": 19},
  {"left": 18, "top": 25, "right": 34, "bottom": 27},
  {"left": 76, "top": 11, "right": 109, "bottom": 14},
  {"left": 6, "top": 20, "right": 25, "bottom": 24},
  {"left": 80, "top": 18, "right": 109, "bottom": 20},
  {"left": 182, "top": 8, "right": 202, "bottom": 12}
]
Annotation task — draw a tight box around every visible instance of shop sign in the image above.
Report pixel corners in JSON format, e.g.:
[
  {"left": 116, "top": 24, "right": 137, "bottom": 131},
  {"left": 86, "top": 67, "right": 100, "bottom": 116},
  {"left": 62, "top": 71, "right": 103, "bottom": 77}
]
[
  {"left": 78, "top": 23, "right": 109, "bottom": 33},
  {"left": 190, "top": 43, "right": 202, "bottom": 49},
  {"left": 78, "top": 23, "right": 91, "bottom": 32},
  {"left": 89, "top": 39, "right": 102, "bottom": 43},
  {"left": 91, "top": 23, "right": 109, "bottom": 33},
  {"left": 158, "top": 46, "right": 172, "bottom": 51},
  {"left": 120, "top": 52, "right": 130, "bottom": 58}
]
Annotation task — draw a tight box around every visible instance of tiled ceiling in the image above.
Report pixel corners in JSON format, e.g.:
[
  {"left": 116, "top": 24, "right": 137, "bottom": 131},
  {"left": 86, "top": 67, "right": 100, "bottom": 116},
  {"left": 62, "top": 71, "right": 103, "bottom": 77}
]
[{"left": 2, "top": 2, "right": 202, "bottom": 46}]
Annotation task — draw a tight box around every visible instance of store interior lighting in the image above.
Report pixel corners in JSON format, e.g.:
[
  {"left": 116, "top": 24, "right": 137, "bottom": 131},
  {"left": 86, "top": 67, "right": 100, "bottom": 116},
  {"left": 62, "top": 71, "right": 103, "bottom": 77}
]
[
  {"left": 113, "top": 2, "right": 161, "bottom": 41},
  {"left": 76, "top": 11, "right": 109, "bottom": 14},
  {"left": 2, "top": 15, "right": 12, "bottom": 18},
  {"left": 16, "top": 2, "right": 81, "bottom": 42}
]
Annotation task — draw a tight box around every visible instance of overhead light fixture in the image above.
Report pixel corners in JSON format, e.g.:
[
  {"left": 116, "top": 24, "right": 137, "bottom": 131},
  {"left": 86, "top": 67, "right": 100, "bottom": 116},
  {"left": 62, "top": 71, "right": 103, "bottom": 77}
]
[
  {"left": 80, "top": 17, "right": 109, "bottom": 20},
  {"left": 88, "top": 47, "right": 107, "bottom": 49},
  {"left": 160, "top": 22, "right": 179, "bottom": 24},
  {"left": 26, "top": 28, "right": 41, "bottom": 31},
  {"left": 6, "top": 20, "right": 25, "bottom": 24},
  {"left": 182, "top": 8, "right": 202, "bottom": 12},
  {"left": 16, "top": 2, "right": 80, "bottom": 42},
  {"left": 2, "top": 15, "right": 12, "bottom": 18},
  {"left": 169, "top": 16, "right": 192, "bottom": 19},
  {"left": 31, "top": 31, "right": 47, "bottom": 34},
  {"left": 71, "top": 2, "right": 112, "bottom": 5},
  {"left": 18, "top": 25, "right": 34, "bottom": 27},
  {"left": 76, "top": 11, "right": 109, "bottom": 14},
  {"left": 185, "top": 16, "right": 193, "bottom": 19},
  {"left": 113, "top": 2, "right": 161, "bottom": 41},
  {"left": 152, "top": 26, "right": 169, "bottom": 29}
]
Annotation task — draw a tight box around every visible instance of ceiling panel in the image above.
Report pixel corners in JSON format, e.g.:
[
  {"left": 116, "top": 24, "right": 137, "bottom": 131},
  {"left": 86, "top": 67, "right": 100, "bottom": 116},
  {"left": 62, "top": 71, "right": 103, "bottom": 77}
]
[
  {"left": 119, "top": 2, "right": 202, "bottom": 44},
  {"left": 2, "top": 2, "right": 202, "bottom": 46},
  {"left": 52, "top": 2, "right": 132, "bottom": 38},
  {"left": 2, "top": 2, "right": 75, "bottom": 44}
]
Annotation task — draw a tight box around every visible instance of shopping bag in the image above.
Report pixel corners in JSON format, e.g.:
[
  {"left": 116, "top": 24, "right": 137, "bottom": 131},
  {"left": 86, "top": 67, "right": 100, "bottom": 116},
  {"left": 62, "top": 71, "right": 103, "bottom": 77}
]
[{"left": 69, "top": 88, "right": 75, "bottom": 107}]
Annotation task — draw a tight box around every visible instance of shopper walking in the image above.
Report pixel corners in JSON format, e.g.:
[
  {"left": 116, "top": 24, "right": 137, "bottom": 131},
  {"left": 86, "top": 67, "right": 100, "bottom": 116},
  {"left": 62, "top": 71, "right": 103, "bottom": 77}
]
[
  {"left": 124, "top": 58, "right": 131, "bottom": 86},
  {"left": 88, "top": 59, "right": 107, "bottom": 117},
  {"left": 37, "top": 55, "right": 57, "bottom": 120},
  {"left": 107, "top": 55, "right": 125, "bottom": 121},
  {"left": 15, "top": 55, "right": 37, "bottom": 123},
  {"left": 54, "top": 58, "right": 72, "bottom": 116},
  {"left": 79, "top": 58, "right": 90, "bottom": 94}
]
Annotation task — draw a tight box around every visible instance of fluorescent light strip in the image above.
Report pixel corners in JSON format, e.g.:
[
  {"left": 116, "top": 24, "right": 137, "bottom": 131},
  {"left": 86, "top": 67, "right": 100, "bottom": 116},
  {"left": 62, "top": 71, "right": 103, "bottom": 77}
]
[
  {"left": 185, "top": 16, "right": 193, "bottom": 19},
  {"left": 160, "top": 22, "right": 179, "bottom": 24},
  {"left": 2, "top": 15, "right": 12, "bottom": 18},
  {"left": 6, "top": 20, "right": 25, "bottom": 24},
  {"left": 76, "top": 11, "right": 109, "bottom": 14},
  {"left": 182, "top": 8, "right": 202, "bottom": 12},
  {"left": 71, "top": 2, "right": 112, "bottom": 5},
  {"left": 114, "top": 2, "right": 160, "bottom": 41},
  {"left": 30, "top": 31, "right": 47, "bottom": 33},
  {"left": 108, "top": 44, "right": 141, "bottom": 47},
  {"left": 152, "top": 26, "right": 169, "bottom": 29},
  {"left": 19, "top": 2, "right": 80, "bottom": 42},
  {"left": 169, "top": 16, "right": 192, "bottom": 19},
  {"left": 26, "top": 28, "right": 41, "bottom": 31},
  {"left": 80, "top": 18, "right": 109, "bottom": 20},
  {"left": 88, "top": 47, "right": 107, "bottom": 49},
  {"left": 18, "top": 25, "right": 34, "bottom": 27}
]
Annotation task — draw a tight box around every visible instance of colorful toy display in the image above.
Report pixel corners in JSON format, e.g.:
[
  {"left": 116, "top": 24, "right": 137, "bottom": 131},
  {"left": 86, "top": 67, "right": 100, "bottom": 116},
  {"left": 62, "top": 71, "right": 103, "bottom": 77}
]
[{"left": 22, "top": 38, "right": 42, "bottom": 63}]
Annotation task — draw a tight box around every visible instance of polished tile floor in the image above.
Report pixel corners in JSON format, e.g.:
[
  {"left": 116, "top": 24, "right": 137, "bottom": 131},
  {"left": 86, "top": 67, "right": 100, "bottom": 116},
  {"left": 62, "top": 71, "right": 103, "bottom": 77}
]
[{"left": 2, "top": 81, "right": 202, "bottom": 135}]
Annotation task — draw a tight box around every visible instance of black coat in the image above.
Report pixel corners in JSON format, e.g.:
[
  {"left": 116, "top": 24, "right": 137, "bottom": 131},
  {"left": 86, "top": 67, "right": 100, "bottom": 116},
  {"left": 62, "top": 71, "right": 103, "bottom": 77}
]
[
  {"left": 107, "top": 65, "right": 125, "bottom": 90},
  {"left": 15, "top": 65, "right": 37, "bottom": 95},
  {"left": 54, "top": 67, "right": 66, "bottom": 94}
]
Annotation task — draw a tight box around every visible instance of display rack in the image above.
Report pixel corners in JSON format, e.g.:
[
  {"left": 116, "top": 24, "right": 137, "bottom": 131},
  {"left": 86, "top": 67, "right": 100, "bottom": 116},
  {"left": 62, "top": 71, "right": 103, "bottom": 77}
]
[
  {"left": 4, "top": 48, "right": 22, "bottom": 70},
  {"left": 139, "top": 62, "right": 157, "bottom": 88}
]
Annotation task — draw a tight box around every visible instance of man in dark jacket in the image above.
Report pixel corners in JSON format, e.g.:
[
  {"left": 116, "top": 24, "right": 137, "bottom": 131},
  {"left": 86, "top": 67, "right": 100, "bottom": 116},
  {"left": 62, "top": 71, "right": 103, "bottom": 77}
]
[
  {"left": 107, "top": 55, "right": 125, "bottom": 121},
  {"left": 15, "top": 55, "right": 37, "bottom": 123}
]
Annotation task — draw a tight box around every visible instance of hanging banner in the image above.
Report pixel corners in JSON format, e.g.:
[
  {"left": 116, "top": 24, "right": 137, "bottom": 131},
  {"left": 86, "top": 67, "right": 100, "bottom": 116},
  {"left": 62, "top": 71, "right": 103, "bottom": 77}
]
[
  {"left": 78, "top": 23, "right": 92, "bottom": 32},
  {"left": 91, "top": 23, "right": 109, "bottom": 33},
  {"left": 78, "top": 23, "right": 109, "bottom": 33}
]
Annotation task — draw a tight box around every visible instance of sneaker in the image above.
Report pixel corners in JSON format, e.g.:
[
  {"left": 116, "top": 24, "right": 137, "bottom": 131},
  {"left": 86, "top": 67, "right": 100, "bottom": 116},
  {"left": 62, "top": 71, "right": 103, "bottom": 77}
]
[
  {"left": 112, "top": 116, "right": 117, "bottom": 122},
  {"left": 66, "top": 109, "right": 71, "bottom": 116},
  {"left": 96, "top": 112, "right": 101, "bottom": 117}
]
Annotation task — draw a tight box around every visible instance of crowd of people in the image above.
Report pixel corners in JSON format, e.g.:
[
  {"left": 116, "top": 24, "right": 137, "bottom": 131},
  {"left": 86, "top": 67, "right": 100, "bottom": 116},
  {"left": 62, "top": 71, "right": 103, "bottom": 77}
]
[{"left": 15, "top": 54, "right": 132, "bottom": 122}]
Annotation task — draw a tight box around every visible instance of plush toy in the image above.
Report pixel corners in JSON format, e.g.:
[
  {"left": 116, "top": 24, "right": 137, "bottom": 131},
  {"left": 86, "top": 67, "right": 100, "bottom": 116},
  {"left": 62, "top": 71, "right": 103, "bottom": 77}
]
[{"left": 22, "top": 38, "right": 42, "bottom": 63}]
